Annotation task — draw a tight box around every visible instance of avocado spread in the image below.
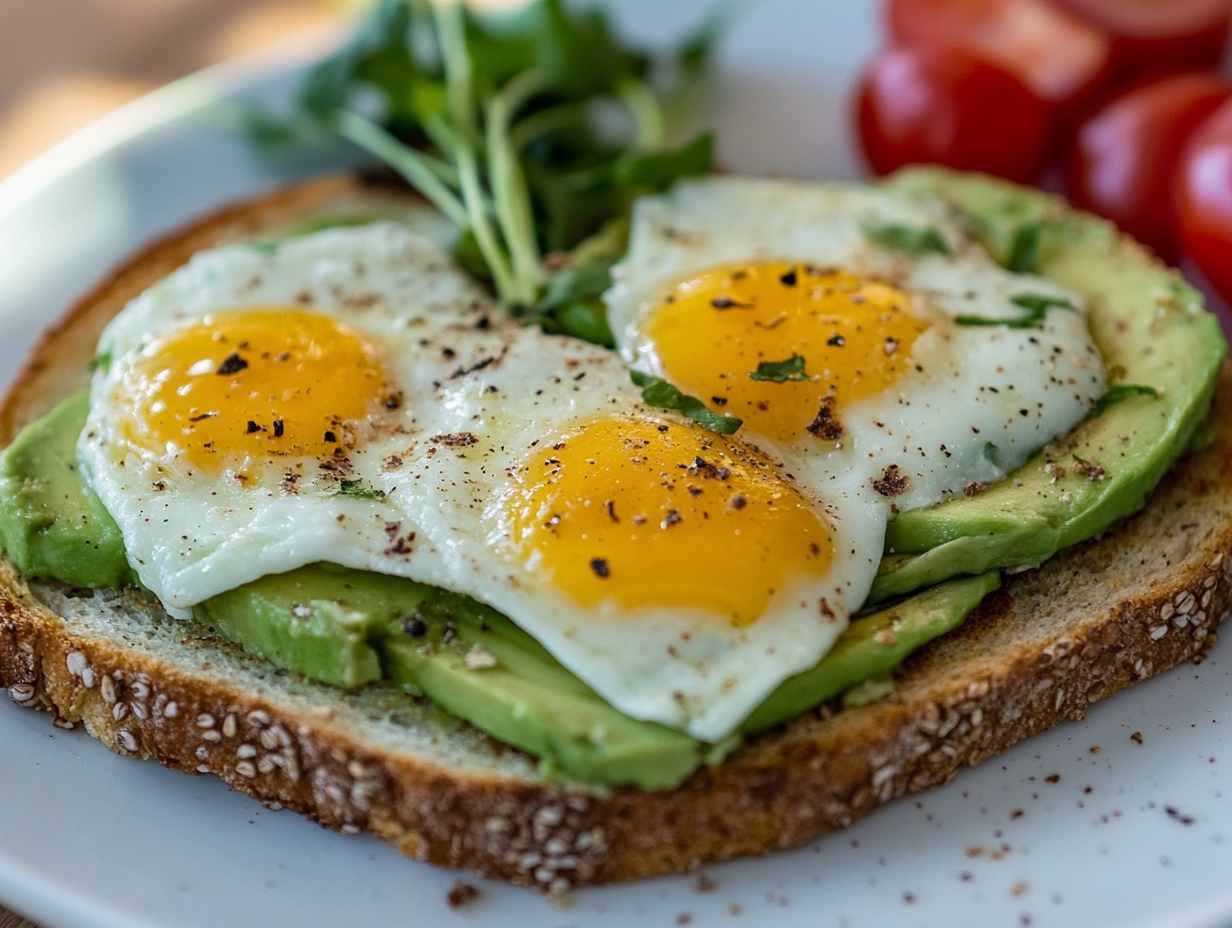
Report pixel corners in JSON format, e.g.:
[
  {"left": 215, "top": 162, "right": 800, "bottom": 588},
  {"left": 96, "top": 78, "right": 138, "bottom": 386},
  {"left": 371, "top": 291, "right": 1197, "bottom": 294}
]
[{"left": 0, "top": 172, "right": 1223, "bottom": 789}]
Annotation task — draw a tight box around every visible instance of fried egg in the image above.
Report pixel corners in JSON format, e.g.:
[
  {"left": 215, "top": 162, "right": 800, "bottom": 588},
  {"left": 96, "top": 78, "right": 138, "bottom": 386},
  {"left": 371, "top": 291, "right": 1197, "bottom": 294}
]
[
  {"left": 80, "top": 177, "right": 1108, "bottom": 745},
  {"left": 78, "top": 219, "right": 505, "bottom": 614},
  {"left": 606, "top": 176, "right": 1108, "bottom": 513}
]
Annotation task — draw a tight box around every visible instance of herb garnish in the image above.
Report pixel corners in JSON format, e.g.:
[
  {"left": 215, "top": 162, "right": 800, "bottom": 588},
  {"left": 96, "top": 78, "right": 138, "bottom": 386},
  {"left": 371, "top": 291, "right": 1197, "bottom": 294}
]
[
  {"left": 631, "top": 370, "right": 742, "bottom": 434},
  {"left": 1094, "top": 384, "right": 1159, "bottom": 416},
  {"left": 249, "top": 0, "right": 731, "bottom": 316},
  {"left": 1005, "top": 220, "right": 1043, "bottom": 274},
  {"left": 748, "top": 354, "right": 808, "bottom": 382},
  {"left": 338, "top": 479, "right": 384, "bottom": 500},
  {"left": 862, "top": 221, "right": 951, "bottom": 256},
  {"left": 955, "top": 293, "right": 1076, "bottom": 329},
  {"left": 88, "top": 351, "right": 112, "bottom": 373}
]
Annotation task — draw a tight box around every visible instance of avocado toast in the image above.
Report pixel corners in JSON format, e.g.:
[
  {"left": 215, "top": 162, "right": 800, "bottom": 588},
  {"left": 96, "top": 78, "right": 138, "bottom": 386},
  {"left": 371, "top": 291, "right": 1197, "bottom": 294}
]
[{"left": 0, "top": 166, "right": 1228, "bottom": 890}]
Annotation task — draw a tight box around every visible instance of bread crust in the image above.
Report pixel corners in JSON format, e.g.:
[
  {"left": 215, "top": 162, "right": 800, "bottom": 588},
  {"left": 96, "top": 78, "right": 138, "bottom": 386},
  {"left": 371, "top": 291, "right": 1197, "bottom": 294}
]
[{"left": 1, "top": 174, "right": 1229, "bottom": 890}]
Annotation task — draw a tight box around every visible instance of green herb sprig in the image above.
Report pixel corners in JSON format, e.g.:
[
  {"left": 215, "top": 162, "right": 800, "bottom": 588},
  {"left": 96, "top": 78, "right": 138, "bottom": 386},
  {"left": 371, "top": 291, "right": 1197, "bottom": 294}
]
[
  {"left": 1094, "top": 384, "right": 1159, "bottom": 416},
  {"left": 631, "top": 371, "right": 742, "bottom": 434},
  {"left": 955, "top": 293, "right": 1076, "bottom": 329},
  {"left": 863, "top": 222, "right": 951, "bottom": 256},
  {"left": 748, "top": 354, "right": 808, "bottom": 382},
  {"left": 1005, "top": 220, "right": 1043, "bottom": 274},
  {"left": 253, "top": 0, "right": 734, "bottom": 318},
  {"left": 338, "top": 479, "right": 385, "bottom": 500}
]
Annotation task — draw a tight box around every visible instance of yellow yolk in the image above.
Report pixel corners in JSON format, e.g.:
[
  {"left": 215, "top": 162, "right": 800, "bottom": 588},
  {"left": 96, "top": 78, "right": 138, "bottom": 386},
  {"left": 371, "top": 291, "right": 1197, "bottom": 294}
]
[
  {"left": 500, "top": 417, "right": 833, "bottom": 626},
  {"left": 112, "top": 309, "right": 392, "bottom": 471},
  {"left": 646, "top": 263, "right": 929, "bottom": 443}
]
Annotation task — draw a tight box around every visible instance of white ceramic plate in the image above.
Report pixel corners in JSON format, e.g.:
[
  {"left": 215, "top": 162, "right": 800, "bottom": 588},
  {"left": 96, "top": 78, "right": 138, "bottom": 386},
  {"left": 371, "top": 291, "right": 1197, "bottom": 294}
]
[{"left": 3, "top": 3, "right": 1232, "bottom": 926}]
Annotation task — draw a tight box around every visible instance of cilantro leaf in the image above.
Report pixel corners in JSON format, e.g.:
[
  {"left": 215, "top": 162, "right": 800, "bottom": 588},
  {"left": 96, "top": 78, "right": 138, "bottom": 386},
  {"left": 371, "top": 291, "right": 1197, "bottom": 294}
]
[
  {"left": 956, "top": 293, "right": 1077, "bottom": 329},
  {"left": 631, "top": 371, "right": 742, "bottom": 434},
  {"left": 748, "top": 354, "right": 808, "bottom": 382},
  {"left": 1094, "top": 384, "right": 1159, "bottom": 416},
  {"left": 1005, "top": 220, "right": 1043, "bottom": 274},
  {"left": 863, "top": 222, "right": 951, "bottom": 256},
  {"left": 614, "top": 132, "right": 713, "bottom": 192},
  {"left": 535, "top": 258, "right": 615, "bottom": 314},
  {"left": 337, "top": 479, "right": 384, "bottom": 500},
  {"left": 1009, "top": 293, "right": 1076, "bottom": 314}
]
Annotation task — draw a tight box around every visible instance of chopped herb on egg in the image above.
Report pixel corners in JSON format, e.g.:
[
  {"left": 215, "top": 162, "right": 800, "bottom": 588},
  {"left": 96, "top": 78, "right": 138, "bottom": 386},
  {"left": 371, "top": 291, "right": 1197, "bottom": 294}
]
[
  {"left": 1094, "top": 383, "right": 1159, "bottom": 416},
  {"left": 748, "top": 354, "right": 809, "bottom": 383},
  {"left": 337, "top": 479, "right": 384, "bottom": 500},
  {"left": 630, "top": 371, "right": 743, "bottom": 435},
  {"left": 862, "top": 221, "right": 951, "bottom": 256},
  {"left": 955, "top": 293, "right": 1076, "bottom": 329},
  {"left": 1005, "top": 220, "right": 1044, "bottom": 274}
]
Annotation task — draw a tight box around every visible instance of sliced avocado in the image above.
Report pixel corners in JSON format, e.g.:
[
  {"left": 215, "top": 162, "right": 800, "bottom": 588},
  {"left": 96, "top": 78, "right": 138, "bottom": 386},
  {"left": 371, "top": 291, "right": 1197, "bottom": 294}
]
[
  {"left": 202, "top": 563, "right": 704, "bottom": 789},
  {"left": 199, "top": 562, "right": 995, "bottom": 788},
  {"left": 0, "top": 392, "right": 135, "bottom": 588},
  {"left": 192, "top": 563, "right": 410, "bottom": 688},
  {"left": 380, "top": 591, "right": 706, "bottom": 790},
  {"left": 740, "top": 572, "right": 999, "bottom": 733},
  {"left": 871, "top": 168, "right": 1227, "bottom": 601}
]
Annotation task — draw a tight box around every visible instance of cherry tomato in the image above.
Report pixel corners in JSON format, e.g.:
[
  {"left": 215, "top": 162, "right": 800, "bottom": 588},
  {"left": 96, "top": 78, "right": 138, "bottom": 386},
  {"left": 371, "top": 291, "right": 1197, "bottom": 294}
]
[
  {"left": 887, "top": 0, "right": 1112, "bottom": 112},
  {"left": 856, "top": 45, "right": 1055, "bottom": 182},
  {"left": 1067, "top": 72, "right": 1231, "bottom": 259},
  {"left": 1049, "top": 0, "right": 1232, "bottom": 81},
  {"left": 1176, "top": 98, "right": 1232, "bottom": 304}
]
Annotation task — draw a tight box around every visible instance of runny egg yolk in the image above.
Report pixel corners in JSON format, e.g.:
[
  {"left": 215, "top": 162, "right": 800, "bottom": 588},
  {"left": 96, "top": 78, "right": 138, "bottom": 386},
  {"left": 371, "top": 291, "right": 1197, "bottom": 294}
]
[
  {"left": 500, "top": 417, "right": 833, "bottom": 626},
  {"left": 112, "top": 309, "right": 392, "bottom": 472},
  {"left": 645, "top": 263, "right": 929, "bottom": 443}
]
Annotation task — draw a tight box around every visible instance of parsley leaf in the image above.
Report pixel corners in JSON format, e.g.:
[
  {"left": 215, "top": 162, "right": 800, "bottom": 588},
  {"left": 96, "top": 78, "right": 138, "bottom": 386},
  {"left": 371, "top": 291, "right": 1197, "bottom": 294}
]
[
  {"left": 748, "top": 354, "right": 808, "bottom": 382},
  {"left": 956, "top": 293, "right": 1076, "bottom": 329},
  {"left": 1009, "top": 293, "right": 1076, "bottom": 314},
  {"left": 337, "top": 479, "right": 384, "bottom": 500},
  {"left": 1094, "top": 384, "right": 1159, "bottom": 416},
  {"left": 631, "top": 371, "right": 742, "bottom": 434},
  {"left": 88, "top": 351, "right": 112, "bottom": 373},
  {"left": 863, "top": 222, "right": 951, "bottom": 256},
  {"left": 1005, "top": 220, "right": 1043, "bottom": 274}
]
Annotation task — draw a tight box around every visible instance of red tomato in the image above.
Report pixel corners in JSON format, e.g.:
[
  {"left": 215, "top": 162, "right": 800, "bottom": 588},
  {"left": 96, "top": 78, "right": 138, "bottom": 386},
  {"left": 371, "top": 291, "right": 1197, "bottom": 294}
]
[
  {"left": 1049, "top": 0, "right": 1232, "bottom": 81},
  {"left": 856, "top": 45, "right": 1055, "bottom": 182},
  {"left": 1177, "top": 98, "right": 1232, "bottom": 304},
  {"left": 887, "top": 0, "right": 1112, "bottom": 112},
  {"left": 1067, "top": 72, "right": 1231, "bottom": 259}
]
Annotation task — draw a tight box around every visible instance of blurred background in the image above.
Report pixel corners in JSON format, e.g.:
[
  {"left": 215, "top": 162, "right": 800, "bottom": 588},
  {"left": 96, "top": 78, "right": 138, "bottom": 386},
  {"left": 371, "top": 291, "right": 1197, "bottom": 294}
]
[{"left": 0, "top": 0, "right": 355, "bottom": 179}]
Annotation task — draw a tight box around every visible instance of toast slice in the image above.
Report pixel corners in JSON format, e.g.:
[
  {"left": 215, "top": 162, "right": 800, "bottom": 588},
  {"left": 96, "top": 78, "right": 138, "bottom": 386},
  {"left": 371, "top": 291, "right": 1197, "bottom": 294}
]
[{"left": 1, "top": 171, "right": 1229, "bottom": 891}]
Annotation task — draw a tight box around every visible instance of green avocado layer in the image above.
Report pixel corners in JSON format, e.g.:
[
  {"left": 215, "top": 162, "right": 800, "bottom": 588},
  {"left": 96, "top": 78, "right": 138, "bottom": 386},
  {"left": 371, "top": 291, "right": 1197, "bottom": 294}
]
[
  {"left": 0, "top": 393, "right": 136, "bottom": 589},
  {"left": 0, "top": 391, "right": 992, "bottom": 788}
]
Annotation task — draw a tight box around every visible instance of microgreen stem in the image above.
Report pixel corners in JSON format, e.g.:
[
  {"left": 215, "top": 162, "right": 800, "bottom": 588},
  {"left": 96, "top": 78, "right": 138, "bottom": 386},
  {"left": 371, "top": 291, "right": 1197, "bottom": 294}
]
[
  {"left": 617, "top": 77, "right": 666, "bottom": 151},
  {"left": 430, "top": 116, "right": 520, "bottom": 306},
  {"left": 508, "top": 100, "right": 589, "bottom": 151},
  {"left": 333, "top": 110, "right": 468, "bottom": 228},
  {"left": 432, "top": 0, "right": 477, "bottom": 142},
  {"left": 488, "top": 68, "right": 549, "bottom": 304}
]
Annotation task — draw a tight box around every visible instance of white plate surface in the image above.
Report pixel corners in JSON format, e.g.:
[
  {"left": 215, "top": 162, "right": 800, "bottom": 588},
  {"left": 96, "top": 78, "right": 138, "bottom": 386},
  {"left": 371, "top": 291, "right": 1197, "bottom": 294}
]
[{"left": 2, "top": 3, "right": 1232, "bottom": 927}]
